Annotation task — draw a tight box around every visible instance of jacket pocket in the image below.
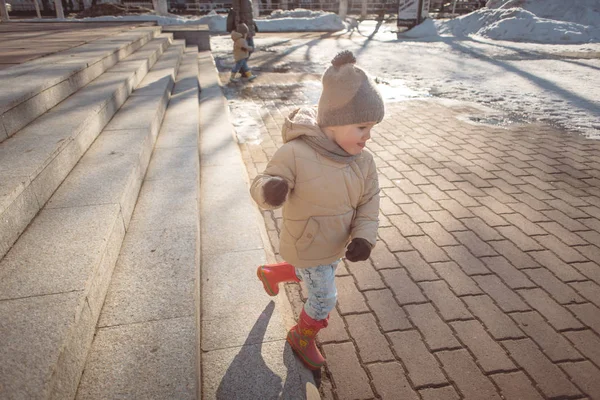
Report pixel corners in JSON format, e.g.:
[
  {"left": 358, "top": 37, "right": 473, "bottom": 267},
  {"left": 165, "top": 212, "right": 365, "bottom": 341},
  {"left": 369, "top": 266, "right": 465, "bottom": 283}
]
[
  {"left": 296, "top": 217, "right": 319, "bottom": 252},
  {"left": 295, "top": 212, "right": 353, "bottom": 261}
]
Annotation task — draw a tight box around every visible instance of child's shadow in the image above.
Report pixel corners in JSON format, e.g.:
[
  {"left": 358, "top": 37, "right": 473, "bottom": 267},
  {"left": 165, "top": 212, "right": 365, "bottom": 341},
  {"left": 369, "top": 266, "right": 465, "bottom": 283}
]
[{"left": 216, "top": 301, "right": 306, "bottom": 400}]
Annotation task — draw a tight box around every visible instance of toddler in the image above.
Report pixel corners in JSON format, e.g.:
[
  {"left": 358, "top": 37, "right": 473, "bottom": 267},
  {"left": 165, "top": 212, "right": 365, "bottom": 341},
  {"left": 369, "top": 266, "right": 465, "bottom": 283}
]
[
  {"left": 251, "top": 50, "right": 384, "bottom": 370},
  {"left": 230, "top": 23, "right": 257, "bottom": 83}
]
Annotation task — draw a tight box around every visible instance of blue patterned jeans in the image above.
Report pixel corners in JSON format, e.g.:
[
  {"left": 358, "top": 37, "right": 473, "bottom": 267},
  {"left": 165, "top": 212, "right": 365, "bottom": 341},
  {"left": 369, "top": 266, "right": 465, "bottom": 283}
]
[
  {"left": 295, "top": 260, "right": 340, "bottom": 320},
  {"left": 232, "top": 58, "right": 249, "bottom": 74}
]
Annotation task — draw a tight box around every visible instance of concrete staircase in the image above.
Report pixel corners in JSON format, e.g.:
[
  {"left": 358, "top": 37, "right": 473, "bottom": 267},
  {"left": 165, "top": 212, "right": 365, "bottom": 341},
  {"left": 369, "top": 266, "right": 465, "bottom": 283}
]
[{"left": 0, "top": 26, "right": 200, "bottom": 399}]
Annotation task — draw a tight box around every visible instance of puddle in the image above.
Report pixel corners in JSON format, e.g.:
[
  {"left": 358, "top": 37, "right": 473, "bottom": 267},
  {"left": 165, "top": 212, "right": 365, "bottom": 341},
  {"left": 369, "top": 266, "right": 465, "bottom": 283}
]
[
  {"left": 457, "top": 113, "right": 528, "bottom": 128},
  {"left": 376, "top": 78, "right": 430, "bottom": 102}
]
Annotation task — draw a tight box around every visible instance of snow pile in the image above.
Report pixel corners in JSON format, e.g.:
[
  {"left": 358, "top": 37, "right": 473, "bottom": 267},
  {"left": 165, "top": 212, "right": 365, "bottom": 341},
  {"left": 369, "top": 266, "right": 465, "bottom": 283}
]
[
  {"left": 206, "top": 12, "right": 343, "bottom": 32},
  {"left": 399, "top": 18, "right": 439, "bottom": 38},
  {"left": 70, "top": 8, "right": 343, "bottom": 31},
  {"left": 75, "top": 13, "right": 223, "bottom": 26},
  {"left": 486, "top": 0, "right": 600, "bottom": 28},
  {"left": 258, "top": 13, "right": 344, "bottom": 32},
  {"left": 267, "top": 8, "right": 329, "bottom": 19},
  {"left": 437, "top": 7, "right": 600, "bottom": 44}
]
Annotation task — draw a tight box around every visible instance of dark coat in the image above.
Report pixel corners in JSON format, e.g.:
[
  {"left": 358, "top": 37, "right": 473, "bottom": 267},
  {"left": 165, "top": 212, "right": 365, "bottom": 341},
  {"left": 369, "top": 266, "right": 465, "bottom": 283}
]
[{"left": 232, "top": 0, "right": 255, "bottom": 37}]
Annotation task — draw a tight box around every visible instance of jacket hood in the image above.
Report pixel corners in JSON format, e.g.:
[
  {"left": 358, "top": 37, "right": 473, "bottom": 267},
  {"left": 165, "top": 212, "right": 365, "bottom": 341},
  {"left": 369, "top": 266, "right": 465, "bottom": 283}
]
[
  {"left": 231, "top": 31, "right": 244, "bottom": 41},
  {"left": 282, "top": 107, "right": 360, "bottom": 164},
  {"left": 282, "top": 107, "right": 324, "bottom": 143}
]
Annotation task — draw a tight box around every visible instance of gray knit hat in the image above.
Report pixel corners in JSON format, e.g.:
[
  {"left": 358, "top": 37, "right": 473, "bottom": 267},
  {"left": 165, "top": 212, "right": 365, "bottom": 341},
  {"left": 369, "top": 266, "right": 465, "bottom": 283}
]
[{"left": 317, "top": 51, "right": 385, "bottom": 127}]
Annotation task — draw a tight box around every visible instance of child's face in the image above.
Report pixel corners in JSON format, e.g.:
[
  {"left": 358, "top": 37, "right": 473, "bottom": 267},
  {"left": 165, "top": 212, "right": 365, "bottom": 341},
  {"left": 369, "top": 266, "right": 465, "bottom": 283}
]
[{"left": 325, "top": 122, "right": 376, "bottom": 155}]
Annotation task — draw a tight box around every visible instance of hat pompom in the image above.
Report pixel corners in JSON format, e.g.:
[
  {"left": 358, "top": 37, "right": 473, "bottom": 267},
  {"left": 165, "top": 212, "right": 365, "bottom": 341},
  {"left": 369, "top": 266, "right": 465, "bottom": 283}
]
[{"left": 331, "top": 51, "right": 356, "bottom": 68}]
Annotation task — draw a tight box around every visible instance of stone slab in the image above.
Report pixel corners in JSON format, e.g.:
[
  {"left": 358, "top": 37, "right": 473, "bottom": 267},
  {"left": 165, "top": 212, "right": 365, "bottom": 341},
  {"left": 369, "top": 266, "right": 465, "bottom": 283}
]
[
  {"left": 199, "top": 92, "right": 242, "bottom": 167},
  {"left": 103, "top": 89, "right": 169, "bottom": 131},
  {"left": 154, "top": 95, "right": 200, "bottom": 149},
  {"left": 201, "top": 250, "right": 289, "bottom": 350},
  {"left": 0, "top": 291, "right": 85, "bottom": 400},
  {"left": 99, "top": 227, "right": 196, "bottom": 327},
  {"left": 46, "top": 130, "right": 149, "bottom": 209},
  {"left": 18, "top": 76, "right": 129, "bottom": 147},
  {"left": 0, "top": 37, "right": 183, "bottom": 259},
  {"left": 0, "top": 177, "right": 39, "bottom": 259},
  {"left": 145, "top": 146, "right": 199, "bottom": 181},
  {"left": 0, "top": 204, "right": 121, "bottom": 300},
  {"left": 0, "top": 27, "right": 158, "bottom": 115},
  {"left": 131, "top": 41, "right": 184, "bottom": 97},
  {"left": 198, "top": 49, "right": 317, "bottom": 397},
  {"left": 162, "top": 25, "right": 212, "bottom": 51},
  {"left": 129, "top": 178, "right": 198, "bottom": 231},
  {"left": 172, "top": 50, "right": 200, "bottom": 95},
  {"left": 76, "top": 317, "right": 197, "bottom": 400},
  {"left": 200, "top": 163, "right": 264, "bottom": 255},
  {"left": 76, "top": 46, "right": 200, "bottom": 400},
  {"left": 106, "top": 35, "right": 170, "bottom": 73}
]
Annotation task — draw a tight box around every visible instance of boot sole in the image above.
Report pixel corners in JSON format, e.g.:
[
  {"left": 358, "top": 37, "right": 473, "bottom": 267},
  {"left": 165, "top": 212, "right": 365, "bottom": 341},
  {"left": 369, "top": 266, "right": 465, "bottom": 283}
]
[
  {"left": 256, "top": 266, "right": 278, "bottom": 296},
  {"left": 286, "top": 331, "right": 324, "bottom": 370}
]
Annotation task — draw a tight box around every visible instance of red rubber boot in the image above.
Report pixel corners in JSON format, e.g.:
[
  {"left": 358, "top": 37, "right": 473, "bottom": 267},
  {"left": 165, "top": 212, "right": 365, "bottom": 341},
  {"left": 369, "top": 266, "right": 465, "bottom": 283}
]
[
  {"left": 257, "top": 262, "right": 300, "bottom": 296},
  {"left": 286, "top": 309, "right": 328, "bottom": 370}
]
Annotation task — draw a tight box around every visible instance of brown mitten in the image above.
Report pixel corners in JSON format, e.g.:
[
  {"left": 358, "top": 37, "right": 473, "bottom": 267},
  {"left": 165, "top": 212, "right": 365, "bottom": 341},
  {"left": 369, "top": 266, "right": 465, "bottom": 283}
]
[
  {"left": 345, "top": 238, "right": 372, "bottom": 262},
  {"left": 263, "top": 177, "right": 289, "bottom": 207}
]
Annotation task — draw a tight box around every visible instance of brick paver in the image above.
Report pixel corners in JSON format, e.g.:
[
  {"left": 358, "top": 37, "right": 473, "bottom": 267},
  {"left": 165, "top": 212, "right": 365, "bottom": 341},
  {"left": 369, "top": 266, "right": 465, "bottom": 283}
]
[
  {"left": 220, "top": 38, "right": 600, "bottom": 398},
  {"left": 381, "top": 268, "right": 427, "bottom": 305},
  {"left": 518, "top": 288, "right": 585, "bottom": 331},
  {"left": 560, "top": 361, "right": 600, "bottom": 399},
  {"left": 451, "top": 320, "right": 516, "bottom": 373},
  {"left": 364, "top": 289, "right": 412, "bottom": 331},
  {"left": 481, "top": 256, "right": 536, "bottom": 289},
  {"left": 419, "top": 280, "right": 473, "bottom": 321},
  {"left": 503, "top": 339, "right": 582, "bottom": 398},
  {"left": 511, "top": 311, "right": 583, "bottom": 362},
  {"left": 418, "top": 386, "right": 460, "bottom": 400},
  {"left": 322, "top": 342, "right": 374, "bottom": 399},
  {"left": 491, "top": 372, "right": 544, "bottom": 400},
  {"left": 367, "top": 363, "right": 419, "bottom": 400},
  {"left": 405, "top": 303, "right": 461, "bottom": 351},
  {"left": 472, "top": 275, "right": 530, "bottom": 312},
  {"left": 431, "top": 261, "right": 483, "bottom": 295},
  {"left": 388, "top": 330, "right": 448, "bottom": 388},
  {"left": 346, "top": 313, "right": 395, "bottom": 363},
  {"left": 437, "top": 349, "right": 503, "bottom": 400},
  {"left": 396, "top": 250, "right": 439, "bottom": 281}
]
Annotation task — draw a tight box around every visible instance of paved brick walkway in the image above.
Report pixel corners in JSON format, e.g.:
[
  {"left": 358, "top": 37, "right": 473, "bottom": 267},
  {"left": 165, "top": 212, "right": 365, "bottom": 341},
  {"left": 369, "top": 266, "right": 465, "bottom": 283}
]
[{"left": 221, "top": 54, "right": 600, "bottom": 399}]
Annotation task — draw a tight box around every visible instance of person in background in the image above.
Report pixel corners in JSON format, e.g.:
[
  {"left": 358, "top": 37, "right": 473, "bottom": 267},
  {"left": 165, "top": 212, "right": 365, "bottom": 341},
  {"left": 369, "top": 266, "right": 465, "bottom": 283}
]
[{"left": 232, "top": 0, "right": 257, "bottom": 58}]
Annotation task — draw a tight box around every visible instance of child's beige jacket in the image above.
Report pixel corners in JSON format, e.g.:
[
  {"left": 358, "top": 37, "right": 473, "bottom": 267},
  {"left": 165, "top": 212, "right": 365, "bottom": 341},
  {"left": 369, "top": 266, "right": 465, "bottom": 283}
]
[
  {"left": 251, "top": 107, "right": 380, "bottom": 268},
  {"left": 231, "top": 31, "right": 250, "bottom": 61}
]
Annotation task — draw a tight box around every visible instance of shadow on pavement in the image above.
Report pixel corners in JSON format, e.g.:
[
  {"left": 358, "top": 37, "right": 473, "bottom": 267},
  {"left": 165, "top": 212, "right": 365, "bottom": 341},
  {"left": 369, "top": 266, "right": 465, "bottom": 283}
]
[{"left": 216, "top": 301, "right": 306, "bottom": 400}]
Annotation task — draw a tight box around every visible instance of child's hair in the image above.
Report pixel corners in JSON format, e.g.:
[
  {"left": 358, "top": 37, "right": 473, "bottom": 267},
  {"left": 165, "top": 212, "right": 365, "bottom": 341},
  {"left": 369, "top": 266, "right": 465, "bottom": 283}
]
[
  {"left": 236, "top": 23, "right": 249, "bottom": 35},
  {"left": 317, "top": 51, "right": 385, "bottom": 127}
]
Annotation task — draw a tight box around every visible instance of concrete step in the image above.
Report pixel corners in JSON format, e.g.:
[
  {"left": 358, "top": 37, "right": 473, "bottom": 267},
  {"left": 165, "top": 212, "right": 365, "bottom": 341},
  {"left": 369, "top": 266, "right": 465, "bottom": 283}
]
[
  {"left": 0, "top": 34, "right": 173, "bottom": 261},
  {"left": 0, "top": 39, "right": 185, "bottom": 400},
  {"left": 0, "top": 26, "right": 161, "bottom": 143},
  {"left": 75, "top": 46, "right": 200, "bottom": 400},
  {"left": 196, "top": 50, "right": 320, "bottom": 399}
]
